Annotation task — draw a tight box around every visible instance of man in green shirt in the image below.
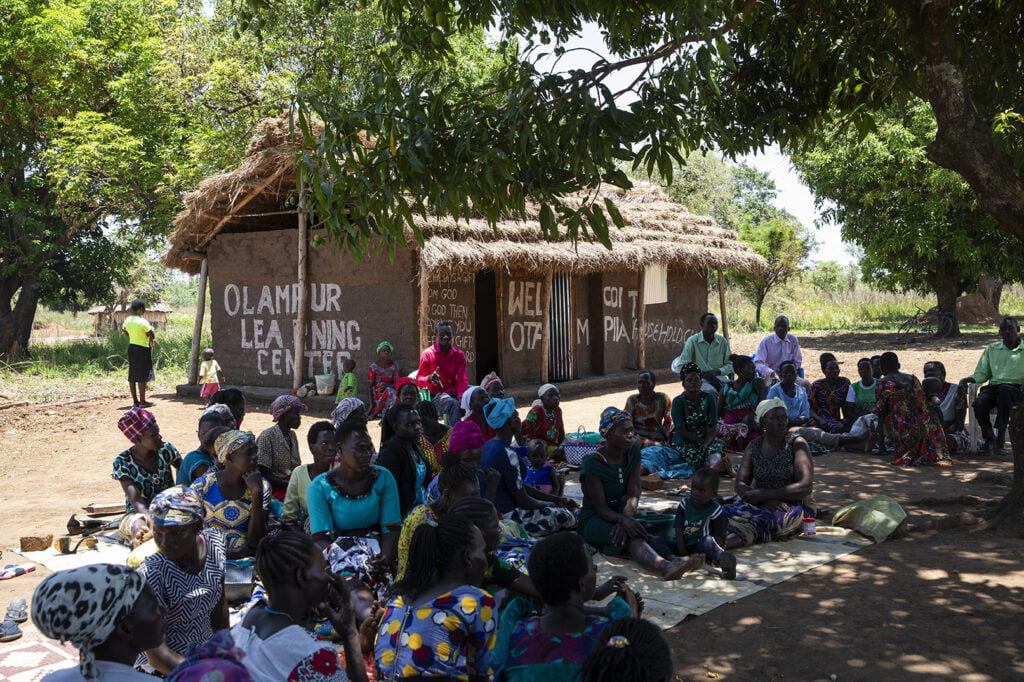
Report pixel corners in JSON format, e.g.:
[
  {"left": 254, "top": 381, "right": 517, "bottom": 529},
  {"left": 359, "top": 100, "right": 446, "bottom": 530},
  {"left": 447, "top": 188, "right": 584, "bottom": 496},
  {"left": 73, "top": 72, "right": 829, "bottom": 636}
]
[
  {"left": 671, "top": 313, "right": 733, "bottom": 394},
  {"left": 963, "top": 316, "right": 1024, "bottom": 454}
]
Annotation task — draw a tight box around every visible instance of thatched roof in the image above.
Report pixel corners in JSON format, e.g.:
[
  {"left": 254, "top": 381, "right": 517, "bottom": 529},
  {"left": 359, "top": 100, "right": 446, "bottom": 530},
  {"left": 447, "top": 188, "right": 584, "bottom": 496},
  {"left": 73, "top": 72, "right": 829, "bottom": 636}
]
[{"left": 162, "top": 116, "right": 766, "bottom": 277}]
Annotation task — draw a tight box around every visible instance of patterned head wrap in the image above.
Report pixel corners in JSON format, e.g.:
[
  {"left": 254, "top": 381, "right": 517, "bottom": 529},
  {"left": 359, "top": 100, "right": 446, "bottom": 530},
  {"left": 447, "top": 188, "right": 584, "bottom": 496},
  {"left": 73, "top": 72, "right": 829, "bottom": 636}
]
[
  {"left": 599, "top": 407, "right": 633, "bottom": 436},
  {"left": 448, "top": 420, "right": 486, "bottom": 453},
  {"left": 460, "top": 385, "right": 485, "bottom": 414},
  {"left": 677, "top": 361, "right": 701, "bottom": 378},
  {"left": 376, "top": 341, "right": 394, "bottom": 354},
  {"left": 166, "top": 630, "right": 250, "bottom": 681},
  {"left": 537, "top": 383, "right": 558, "bottom": 398},
  {"left": 214, "top": 430, "right": 255, "bottom": 464},
  {"left": 118, "top": 406, "right": 156, "bottom": 442},
  {"left": 31, "top": 564, "right": 148, "bottom": 679},
  {"left": 269, "top": 395, "right": 307, "bottom": 422},
  {"left": 202, "top": 403, "right": 236, "bottom": 429},
  {"left": 332, "top": 397, "right": 366, "bottom": 426},
  {"left": 149, "top": 486, "right": 203, "bottom": 527},
  {"left": 480, "top": 371, "right": 502, "bottom": 391},
  {"left": 483, "top": 397, "right": 517, "bottom": 429},
  {"left": 754, "top": 397, "right": 788, "bottom": 424}
]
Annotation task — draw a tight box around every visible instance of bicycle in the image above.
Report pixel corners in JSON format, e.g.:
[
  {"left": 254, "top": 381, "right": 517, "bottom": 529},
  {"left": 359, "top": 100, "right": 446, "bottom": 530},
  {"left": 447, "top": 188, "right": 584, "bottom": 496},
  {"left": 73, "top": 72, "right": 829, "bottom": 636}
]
[{"left": 894, "top": 305, "right": 955, "bottom": 343}]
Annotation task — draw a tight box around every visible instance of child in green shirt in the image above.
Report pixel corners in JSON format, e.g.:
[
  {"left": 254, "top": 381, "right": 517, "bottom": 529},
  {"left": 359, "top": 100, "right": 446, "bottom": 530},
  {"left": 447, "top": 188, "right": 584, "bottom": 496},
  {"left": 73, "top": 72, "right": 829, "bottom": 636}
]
[
  {"left": 674, "top": 467, "right": 737, "bottom": 579},
  {"left": 336, "top": 357, "right": 357, "bottom": 400}
]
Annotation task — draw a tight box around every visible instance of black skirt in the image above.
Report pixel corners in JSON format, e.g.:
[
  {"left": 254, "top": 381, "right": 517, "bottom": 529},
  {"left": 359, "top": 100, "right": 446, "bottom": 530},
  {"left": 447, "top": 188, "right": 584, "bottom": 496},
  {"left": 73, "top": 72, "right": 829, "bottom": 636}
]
[{"left": 127, "top": 343, "right": 154, "bottom": 383}]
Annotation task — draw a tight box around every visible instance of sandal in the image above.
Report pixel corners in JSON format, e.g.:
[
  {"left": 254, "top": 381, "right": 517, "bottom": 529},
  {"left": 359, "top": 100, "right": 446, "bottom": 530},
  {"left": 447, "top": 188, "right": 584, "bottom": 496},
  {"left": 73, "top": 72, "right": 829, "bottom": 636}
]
[
  {"left": 4, "top": 598, "right": 27, "bottom": 623},
  {"left": 0, "top": 564, "right": 35, "bottom": 580},
  {"left": 0, "top": 620, "right": 22, "bottom": 643}
]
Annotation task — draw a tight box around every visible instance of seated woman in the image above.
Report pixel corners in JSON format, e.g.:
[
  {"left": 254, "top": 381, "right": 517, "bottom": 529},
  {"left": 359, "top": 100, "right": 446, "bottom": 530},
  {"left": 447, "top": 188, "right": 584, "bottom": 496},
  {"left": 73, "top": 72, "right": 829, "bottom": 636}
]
[
  {"left": 380, "top": 378, "right": 423, "bottom": 444},
  {"left": 481, "top": 397, "right": 578, "bottom": 537},
  {"left": 417, "top": 400, "right": 451, "bottom": 475},
  {"left": 113, "top": 407, "right": 182, "bottom": 546},
  {"left": 876, "top": 352, "right": 952, "bottom": 467},
  {"left": 282, "top": 421, "right": 337, "bottom": 530},
  {"left": 482, "top": 371, "right": 506, "bottom": 399},
  {"left": 307, "top": 421, "right": 401, "bottom": 581},
  {"left": 766, "top": 360, "right": 810, "bottom": 426},
  {"left": 378, "top": 403, "right": 431, "bottom": 518},
  {"left": 448, "top": 495, "right": 540, "bottom": 596},
  {"left": 136, "top": 487, "right": 228, "bottom": 675},
  {"left": 368, "top": 341, "right": 400, "bottom": 420},
  {"left": 809, "top": 354, "right": 851, "bottom": 433},
  {"left": 231, "top": 530, "right": 367, "bottom": 682},
  {"left": 492, "top": 532, "right": 640, "bottom": 681},
  {"left": 32, "top": 564, "right": 167, "bottom": 681},
  {"left": 624, "top": 371, "right": 671, "bottom": 445},
  {"left": 923, "top": 360, "right": 969, "bottom": 454},
  {"left": 463, "top": 385, "right": 496, "bottom": 440},
  {"left": 716, "top": 354, "right": 766, "bottom": 450},
  {"left": 723, "top": 399, "right": 815, "bottom": 548},
  {"left": 191, "top": 430, "right": 271, "bottom": 559},
  {"left": 397, "top": 450, "right": 482, "bottom": 580},
  {"left": 579, "top": 408, "right": 703, "bottom": 581},
  {"left": 176, "top": 412, "right": 226, "bottom": 485},
  {"left": 375, "top": 514, "right": 496, "bottom": 682},
  {"left": 332, "top": 397, "right": 369, "bottom": 428},
  {"left": 209, "top": 388, "right": 246, "bottom": 429},
  {"left": 645, "top": 362, "right": 723, "bottom": 478},
  {"left": 256, "top": 395, "right": 307, "bottom": 502},
  {"left": 523, "top": 383, "right": 566, "bottom": 458}
]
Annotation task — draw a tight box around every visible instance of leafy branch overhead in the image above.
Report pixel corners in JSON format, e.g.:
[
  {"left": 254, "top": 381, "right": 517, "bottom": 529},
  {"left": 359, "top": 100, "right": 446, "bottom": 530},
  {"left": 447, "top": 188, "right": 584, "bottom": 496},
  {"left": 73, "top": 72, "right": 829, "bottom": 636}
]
[{"left": 239, "top": 0, "right": 1024, "bottom": 254}]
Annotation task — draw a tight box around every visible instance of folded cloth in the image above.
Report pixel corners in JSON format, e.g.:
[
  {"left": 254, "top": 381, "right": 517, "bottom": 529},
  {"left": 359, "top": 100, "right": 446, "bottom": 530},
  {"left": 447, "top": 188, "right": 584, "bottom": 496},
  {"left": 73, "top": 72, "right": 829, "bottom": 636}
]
[{"left": 831, "top": 495, "right": 907, "bottom": 543}]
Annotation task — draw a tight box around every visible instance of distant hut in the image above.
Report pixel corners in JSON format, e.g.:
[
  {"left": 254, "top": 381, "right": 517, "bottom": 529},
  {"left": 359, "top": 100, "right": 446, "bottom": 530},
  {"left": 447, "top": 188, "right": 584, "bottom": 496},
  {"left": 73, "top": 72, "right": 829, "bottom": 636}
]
[
  {"left": 162, "top": 116, "right": 765, "bottom": 394},
  {"left": 88, "top": 303, "right": 173, "bottom": 335}
]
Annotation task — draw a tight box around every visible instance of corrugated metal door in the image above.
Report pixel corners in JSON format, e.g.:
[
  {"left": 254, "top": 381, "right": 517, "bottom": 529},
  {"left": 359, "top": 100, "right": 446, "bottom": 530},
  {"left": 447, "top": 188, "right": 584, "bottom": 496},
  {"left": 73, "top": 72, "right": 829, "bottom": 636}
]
[{"left": 548, "top": 273, "right": 573, "bottom": 381}]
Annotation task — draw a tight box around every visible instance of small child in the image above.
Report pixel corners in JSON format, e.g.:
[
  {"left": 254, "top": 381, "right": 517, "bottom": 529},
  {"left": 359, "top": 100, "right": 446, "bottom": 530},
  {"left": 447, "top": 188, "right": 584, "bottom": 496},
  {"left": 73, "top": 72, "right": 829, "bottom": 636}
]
[
  {"left": 198, "top": 347, "right": 225, "bottom": 403},
  {"left": 674, "top": 467, "right": 737, "bottom": 580},
  {"left": 336, "top": 357, "right": 357, "bottom": 401},
  {"left": 523, "top": 438, "right": 563, "bottom": 495}
]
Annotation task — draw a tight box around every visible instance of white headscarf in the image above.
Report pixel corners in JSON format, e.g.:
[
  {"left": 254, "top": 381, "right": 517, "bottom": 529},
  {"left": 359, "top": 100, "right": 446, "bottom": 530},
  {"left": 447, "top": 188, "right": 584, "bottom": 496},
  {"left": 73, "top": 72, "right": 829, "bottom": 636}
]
[{"left": 460, "top": 385, "right": 485, "bottom": 414}]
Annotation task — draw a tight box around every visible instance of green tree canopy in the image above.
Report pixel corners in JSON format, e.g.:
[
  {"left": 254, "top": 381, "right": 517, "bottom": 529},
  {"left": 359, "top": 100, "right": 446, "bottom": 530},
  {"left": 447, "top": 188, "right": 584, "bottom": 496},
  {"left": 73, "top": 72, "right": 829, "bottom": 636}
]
[
  {"left": 791, "top": 101, "right": 1023, "bottom": 335},
  {"left": 239, "top": 0, "right": 1024, "bottom": 256}
]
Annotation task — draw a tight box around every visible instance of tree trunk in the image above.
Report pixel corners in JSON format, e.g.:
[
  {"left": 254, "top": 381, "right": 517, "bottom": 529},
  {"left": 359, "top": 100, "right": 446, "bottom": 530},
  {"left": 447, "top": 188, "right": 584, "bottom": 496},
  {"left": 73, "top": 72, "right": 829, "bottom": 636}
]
[
  {"left": 893, "top": 0, "right": 1024, "bottom": 241},
  {"left": 933, "top": 270, "right": 961, "bottom": 337},
  {"left": 987, "top": 405, "right": 1024, "bottom": 536},
  {"left": 977, "top": 276, "right": 1003, "bottom": 314},
  {"left": 0, "top": 277, "right": 40, "bottom": 360}
]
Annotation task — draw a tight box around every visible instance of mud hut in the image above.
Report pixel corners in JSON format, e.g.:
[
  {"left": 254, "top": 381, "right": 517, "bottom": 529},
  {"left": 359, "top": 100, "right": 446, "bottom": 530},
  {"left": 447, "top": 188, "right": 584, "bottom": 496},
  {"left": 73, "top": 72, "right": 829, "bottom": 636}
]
[
  {"left": 163, "top": 117, "right": 765, "bottom": 394},
  {"left": 87, "top": 303, "right": 172, "bottom": 335}
]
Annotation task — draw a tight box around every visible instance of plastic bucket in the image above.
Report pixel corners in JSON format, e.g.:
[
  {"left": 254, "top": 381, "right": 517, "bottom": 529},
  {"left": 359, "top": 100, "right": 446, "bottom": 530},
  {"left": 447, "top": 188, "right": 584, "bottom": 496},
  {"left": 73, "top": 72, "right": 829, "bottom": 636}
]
[{"left": 314, "top": 374, "right": 336, "bottom": 395}]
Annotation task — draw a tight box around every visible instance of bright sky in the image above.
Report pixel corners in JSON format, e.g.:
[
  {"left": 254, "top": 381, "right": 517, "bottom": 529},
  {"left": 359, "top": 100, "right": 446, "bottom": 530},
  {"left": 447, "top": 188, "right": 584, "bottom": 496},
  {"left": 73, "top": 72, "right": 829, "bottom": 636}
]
[{"left": 516, "top": 22, "right": 854, "bottom": 266}]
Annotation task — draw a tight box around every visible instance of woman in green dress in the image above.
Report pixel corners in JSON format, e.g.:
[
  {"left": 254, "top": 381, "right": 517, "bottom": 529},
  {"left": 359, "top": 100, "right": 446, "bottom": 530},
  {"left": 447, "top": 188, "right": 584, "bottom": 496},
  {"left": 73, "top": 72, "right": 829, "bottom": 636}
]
[
  {"left": 578, "top": 407, "right": 704, "bottom": 581},
  {"left": 670, "top": 362, "right": 725, "bottom": 468}
]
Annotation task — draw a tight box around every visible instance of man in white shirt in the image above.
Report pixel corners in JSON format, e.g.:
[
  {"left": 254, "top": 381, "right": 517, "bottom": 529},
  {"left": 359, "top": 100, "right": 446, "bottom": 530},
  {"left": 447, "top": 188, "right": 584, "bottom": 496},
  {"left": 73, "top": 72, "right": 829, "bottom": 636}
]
[{"left": 754, "top": 315, "right": 807, "bottom": 387}]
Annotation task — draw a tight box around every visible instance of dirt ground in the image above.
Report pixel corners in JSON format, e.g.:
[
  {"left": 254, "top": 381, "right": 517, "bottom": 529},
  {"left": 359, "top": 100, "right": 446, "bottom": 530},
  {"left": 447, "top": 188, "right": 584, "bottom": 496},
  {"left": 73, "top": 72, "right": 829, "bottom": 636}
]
[{"left": 1, "top": 330, "right": 1022, "bottom": 679}]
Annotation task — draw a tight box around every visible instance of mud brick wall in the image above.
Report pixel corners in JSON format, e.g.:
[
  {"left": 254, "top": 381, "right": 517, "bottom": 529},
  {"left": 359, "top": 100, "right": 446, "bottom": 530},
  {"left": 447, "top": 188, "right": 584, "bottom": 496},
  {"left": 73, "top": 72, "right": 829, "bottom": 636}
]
[
  {"left": 643, "top": 266, "right": 706, "bottom": 371},
  {"left": 423, "top": 275, "right": 477, "bottom": 385},
  {"left": 501, "top": 271, "right": 547, "bottom": 385}
]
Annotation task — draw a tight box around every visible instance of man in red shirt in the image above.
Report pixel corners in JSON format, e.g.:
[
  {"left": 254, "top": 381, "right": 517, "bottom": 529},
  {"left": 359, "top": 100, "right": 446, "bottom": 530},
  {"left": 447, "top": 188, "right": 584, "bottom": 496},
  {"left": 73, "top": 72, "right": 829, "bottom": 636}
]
[{"left": 417, "top": 320, "right": 468, "bottom": 426}]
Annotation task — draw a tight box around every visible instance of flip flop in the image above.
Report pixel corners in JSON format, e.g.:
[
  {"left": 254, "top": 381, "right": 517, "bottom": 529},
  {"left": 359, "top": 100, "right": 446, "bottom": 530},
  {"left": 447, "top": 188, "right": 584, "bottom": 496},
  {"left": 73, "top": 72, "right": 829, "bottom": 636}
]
[
  {"left": 4, "top": 599, "right": 26, "bottom": 623},
  {"left": 0, "top": 564, "right": 36, "bottom": 580},
  {"left": 0, "top": 620, "right": 22, "bottom": 643}
]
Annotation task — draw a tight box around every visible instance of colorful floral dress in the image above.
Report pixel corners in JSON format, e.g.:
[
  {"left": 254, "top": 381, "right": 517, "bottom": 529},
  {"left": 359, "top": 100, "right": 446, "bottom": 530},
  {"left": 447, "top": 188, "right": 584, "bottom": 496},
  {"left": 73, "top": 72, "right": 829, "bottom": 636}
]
[
  {"left": 624, "top": 392, "right": 671, "bottom": 444},
  {"left": 368, "top": 360, "right": 401, "bottom": 419},
  {"left": 809, "top": 377, "right": 852, "bottom": 433},
  {"left": 232, "top": 615, "right": 349, "bottom": 681},
  {"left": 375, "top": 585, "right": 497, "bottom": 680},
  {"left": 669, "top": 392, "right": 724, "bottom": 470},
  {"left": 876, "top": 375, "right": 952, "bottom": 467},
  {"left": 112, "top": 444, "right": 182, "bottom": 512},
  {"left": 522, "top": 405, "right": 565, "bottom": 446},
  {"left": 418, "top": 431, "right": 450, "bottom": 477},
  {"left": 190, "top": 471, "right": 272, "bottom": 553}
]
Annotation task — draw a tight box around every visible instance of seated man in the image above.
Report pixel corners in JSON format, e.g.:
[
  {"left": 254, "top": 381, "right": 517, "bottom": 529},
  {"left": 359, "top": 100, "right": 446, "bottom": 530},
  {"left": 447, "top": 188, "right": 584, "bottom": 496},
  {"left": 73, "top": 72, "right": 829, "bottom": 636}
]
[
  {"left": 671, "top": 312, "right": 732, "bottom": 394},
  {"left": 754, "top": 315, "right": 808, "bottom": 387},
  {"left": 962, "top": 316, "right": 1024, "bottom": 455},
  {"left": 416, "top": 320, "right": 468, "bottom": 427}
]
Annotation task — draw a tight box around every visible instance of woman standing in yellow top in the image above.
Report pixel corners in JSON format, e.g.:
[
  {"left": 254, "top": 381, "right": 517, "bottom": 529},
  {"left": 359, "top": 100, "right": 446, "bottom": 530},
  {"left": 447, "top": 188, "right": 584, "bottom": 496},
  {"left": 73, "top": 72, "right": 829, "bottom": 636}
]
[{"left": 123, "top": 299, "right": 156, "bottom": 407}]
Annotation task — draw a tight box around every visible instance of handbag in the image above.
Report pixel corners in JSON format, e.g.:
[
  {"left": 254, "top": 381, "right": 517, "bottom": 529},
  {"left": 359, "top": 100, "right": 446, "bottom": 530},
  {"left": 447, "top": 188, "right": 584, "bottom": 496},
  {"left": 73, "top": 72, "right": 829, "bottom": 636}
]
[{"left": 563, "top": 426, "right": 602, "bottom": 465}]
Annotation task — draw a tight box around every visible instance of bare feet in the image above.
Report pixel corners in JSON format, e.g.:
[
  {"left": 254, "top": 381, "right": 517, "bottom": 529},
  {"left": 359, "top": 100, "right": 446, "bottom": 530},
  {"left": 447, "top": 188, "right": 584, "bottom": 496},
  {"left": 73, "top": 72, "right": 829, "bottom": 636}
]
[{"left": 660, "top": 553, "right": 704, "bottom": 581}]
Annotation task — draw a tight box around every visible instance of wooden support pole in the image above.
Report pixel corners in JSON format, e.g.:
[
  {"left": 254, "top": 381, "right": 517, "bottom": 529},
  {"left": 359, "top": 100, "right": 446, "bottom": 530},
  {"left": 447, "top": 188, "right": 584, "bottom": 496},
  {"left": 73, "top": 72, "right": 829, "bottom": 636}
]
[
  {"left": 496, "top": 270, "right": 506, "bottom": 377},
  {"left": 419, "top": 259, "right": 431, "bottom": 355},
  {"left": 717, "top": 267, "right": 729, "bottom": 340},
  {"left": 292, "top": 182, "right": 308, "bottom": 393},
  {"left": 636, "top": 269, "right": 646, "bottom": 369},
  {"left": 540, "top": 271, "right": 553, "bottom": 384},
  {"left": 187, "top": 258, "right": 209, "bottom": 384}
]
